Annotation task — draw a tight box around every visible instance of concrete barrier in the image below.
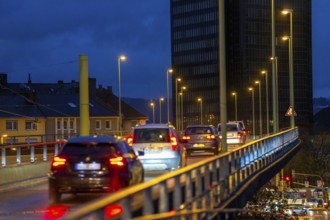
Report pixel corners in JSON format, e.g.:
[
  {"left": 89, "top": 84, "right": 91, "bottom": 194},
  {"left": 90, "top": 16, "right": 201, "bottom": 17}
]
[{"left": 0, "top": 162, "right": 50, "bottom": 186}]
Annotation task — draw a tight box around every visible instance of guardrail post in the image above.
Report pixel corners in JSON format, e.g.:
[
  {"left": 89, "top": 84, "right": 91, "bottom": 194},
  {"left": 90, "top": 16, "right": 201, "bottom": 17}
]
[
  {"left": 16, "top": 147, "right": 21, "bottom": 164},
  {"left": 43, "top": 144, "right": 47, "bottom": 161},
  {"left": 2, "top": 148, "right": 6, "bottom": 167},
  {"left": 55, "top": 143, "right": 59, "bottom": 156},
  {"left": 30, "top": 145, "right": 35, "bottom": 163}
]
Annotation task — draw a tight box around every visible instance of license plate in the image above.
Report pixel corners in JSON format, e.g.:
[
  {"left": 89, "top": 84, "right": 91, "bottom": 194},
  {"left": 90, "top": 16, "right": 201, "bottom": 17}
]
[
  {"left": 193, "top": 144, "right": 205, "bottom": 147},
  {"left": 144, "top": 147, "right": 163, "bottom": 153},
  {"left": 75, "top": 163, "right": 101, "bottom": 170}
]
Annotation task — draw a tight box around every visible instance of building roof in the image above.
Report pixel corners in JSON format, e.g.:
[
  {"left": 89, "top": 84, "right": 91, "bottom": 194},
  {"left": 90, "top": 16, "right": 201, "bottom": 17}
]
[{"left": 0, "top": 75, "right": 146, "bottom": 120}]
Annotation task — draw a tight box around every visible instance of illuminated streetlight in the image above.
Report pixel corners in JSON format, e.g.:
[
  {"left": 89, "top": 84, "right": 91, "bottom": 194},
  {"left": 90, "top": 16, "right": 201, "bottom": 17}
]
[
  {"left": 180, "top": 86, "right": 186, "bottom": 130},
  {"left": 159, "top": 98, "right": 164, "bottom": 123},
  {"left": 166, "top": 68, "right": 173, "bottom": 124},
  {"left": 270, "top": 56, "right": 279, "bottom": 132},
  {"left": 150, "top": 102, "right": 155, "bottom": 123},
  {"left": 175, "top": 78, "right": 181, "bottom": 129},
  {"left": 249, "top": 88, "right": 255, "bottom": 139},
  {"left": 118, "top": 55, "right": 126, "bottom": 136},
  {"left": 261, "top": 70, "right": 269, "bottom": 135},
  {"left": 232, "top": 92, "right": 237, "bottom": 121},
  {"left": 255, "top": 80, "right": 262, "bottom": 137},
  {"left": 197, "top": 98, "right": 203, "bottom": 124},
  {"left": 282, "top": 8, "right": 295, "bottom": 128}
]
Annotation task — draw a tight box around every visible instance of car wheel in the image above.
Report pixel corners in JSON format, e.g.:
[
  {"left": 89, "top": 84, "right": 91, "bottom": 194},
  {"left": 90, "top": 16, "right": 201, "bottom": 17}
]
[{"left": 49, "top": 185, "right": 61, "bottom": 203}]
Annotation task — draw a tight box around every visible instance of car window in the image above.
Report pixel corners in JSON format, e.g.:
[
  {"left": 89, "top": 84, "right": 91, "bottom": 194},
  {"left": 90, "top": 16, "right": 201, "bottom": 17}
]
[
  {"left": 227, "top": 124, "right": 238, "bottom": 131},
  {"left": 133, "top": 128, "right": 169, "bottom": 143},
  {"left": 185, "top": 127, "right": 212, "bottom": 135},
  {"left": 61, "top": 143, "right": 118, "bottom": 156}
]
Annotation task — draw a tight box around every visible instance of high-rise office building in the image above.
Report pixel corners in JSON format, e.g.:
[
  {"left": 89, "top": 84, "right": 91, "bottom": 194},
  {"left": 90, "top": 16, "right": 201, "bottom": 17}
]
[{"left": 170, "top": 0, "right": 312, "bottom": 133}]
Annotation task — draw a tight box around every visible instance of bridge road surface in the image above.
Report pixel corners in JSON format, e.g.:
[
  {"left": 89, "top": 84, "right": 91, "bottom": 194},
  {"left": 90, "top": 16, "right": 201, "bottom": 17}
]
[{"left": 0, "top": 152, "right": 217, "bottom": 220}]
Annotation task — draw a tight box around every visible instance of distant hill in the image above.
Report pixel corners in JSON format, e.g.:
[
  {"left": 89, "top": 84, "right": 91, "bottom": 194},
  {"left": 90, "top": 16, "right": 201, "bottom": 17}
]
[{"left": 314, "top": 97, "right": 330, "bottom": 115}]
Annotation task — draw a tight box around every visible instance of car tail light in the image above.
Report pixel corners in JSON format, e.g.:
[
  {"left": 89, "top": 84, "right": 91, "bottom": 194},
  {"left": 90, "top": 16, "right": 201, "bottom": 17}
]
[
  {"left": 170, "top": 132, "right": 178, "bottom": 151},
  {"left": 237, "top": 132, "right": 242, "bottom": 139},
  {"left": 243, "top": 129, "right": 248, "bottom": 135},
  {"left": 109, "top": 156, "right": 125, "bottom": 166},
  {"left": 182, "top": 135, "right": 191, "bottom": 141},
  {"left": 51, "top": 156, "right": 67, "bottom": 167},
  {"left": 207, "top": 134, "right": 216, "bottom": 140},
  {"left": 127, "top": 134, "right": 133, "bottom": 146}
]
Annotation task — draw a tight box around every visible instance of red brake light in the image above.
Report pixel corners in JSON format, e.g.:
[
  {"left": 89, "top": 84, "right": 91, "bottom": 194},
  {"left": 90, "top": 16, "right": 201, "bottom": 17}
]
[
  {"left": 237, "top": 132, "right": 242, "bottom": 139},
  {"left": 127, "top": 134, "right": 133, "bottom": 146},
  {"left": 104, "top": 204, "right": 123, "bottom": 219},
  {"left": 170, "top": 132, "right": 178, "bottom": 151},
  {"left": 109, "top": 156, "right": 125, "bottom": 166},
  {"left": 52, "top": 156, "right": 66, "bottom": 167},
  {"left": 207, "top": 134, "right": 216, "bottom": 140}
]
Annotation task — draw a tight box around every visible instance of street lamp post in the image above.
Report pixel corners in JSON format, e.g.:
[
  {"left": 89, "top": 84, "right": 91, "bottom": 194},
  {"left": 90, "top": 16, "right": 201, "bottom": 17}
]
[
  {"left": 270, "top": 56, "right": 279, "bottom": 132},
  {"left": 249, "top": 88, "right": 255, "bottom": 139},
  {"left": 175, "top": 78, "right": 181, "bottom": 129},
  {"left": 261, "top": 70, "right": 269, "bottom": 135},
  {"left": 166, "top": 68, "right": 173, "bottom": 124},
  {"left": 180, "top": 86, "right": 186, "bottom": 131},
  {"left": 282, "top": 8, "right": 295, "bottom": 128},
  {"left": 255, "top": 81, "right": 262, "bottom": 137},
  {"left": 197, "top": 98, "right": 203, "bottom": 124},
  {"left": 159, "top": 98, "right": 164, "bottom": 123},
  {"left": 150, "top": 102, "right": 155, "bottom": 123},
  {"left": 118, "top": 55, "right": 126, "bottom": 136},
  {"left": 232, "top": 92, "right": 237, "bottom": 121}
]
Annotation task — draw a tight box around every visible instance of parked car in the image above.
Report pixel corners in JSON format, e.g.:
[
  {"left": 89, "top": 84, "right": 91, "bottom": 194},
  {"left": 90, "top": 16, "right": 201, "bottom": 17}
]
[
  {"left": 181, "top": 124, "right": 221, "bottom": 156},
  {"left": 48, "top": 135, "right": 144, "bottom": 203},
  {"left": 217, "top": 122, "right": 245, "bottom": 145},
  {"left": 283, "top": 206, "right": 307, "bottom": 216},
  {"left": 127, "top": 123, "right": 187, "bottom": 171}
]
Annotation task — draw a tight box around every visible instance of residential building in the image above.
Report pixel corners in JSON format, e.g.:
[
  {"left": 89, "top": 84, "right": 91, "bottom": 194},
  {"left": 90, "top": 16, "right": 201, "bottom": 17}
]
[{"left": 0, "top": 73, "right": 147, "bottom": 144}]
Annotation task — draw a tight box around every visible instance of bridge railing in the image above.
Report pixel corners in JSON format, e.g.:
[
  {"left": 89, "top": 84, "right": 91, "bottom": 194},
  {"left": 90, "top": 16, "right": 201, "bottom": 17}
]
[
  {"left": 61, "top": 127, "right": 300, "bottom": 220},
  {"left": 0, "top": 141, "right": 66, "bottom": 167}
]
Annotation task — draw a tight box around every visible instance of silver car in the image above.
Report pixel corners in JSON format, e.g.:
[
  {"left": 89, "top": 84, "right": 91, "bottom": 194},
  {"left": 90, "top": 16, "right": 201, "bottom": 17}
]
[
  {"left": 128, "top": 124, "right": 187, "bottom": 171},
  {"left": 217, "top": 122, "right": 245, "bottom": 145}
]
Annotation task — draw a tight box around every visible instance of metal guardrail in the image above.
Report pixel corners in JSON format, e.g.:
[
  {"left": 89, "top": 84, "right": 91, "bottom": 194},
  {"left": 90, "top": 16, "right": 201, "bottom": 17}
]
[
  {"left": 60, "top": 128, "right": 300, "bottom": 220},
  {"left": 1, "top": 141, "right": 66, "bottom": 167}
]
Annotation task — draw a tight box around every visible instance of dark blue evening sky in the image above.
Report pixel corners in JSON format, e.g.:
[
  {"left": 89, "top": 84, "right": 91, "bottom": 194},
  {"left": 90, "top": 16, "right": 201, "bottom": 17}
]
[{"left": 0, "top": 1, "right": 328, "bottom": 99}]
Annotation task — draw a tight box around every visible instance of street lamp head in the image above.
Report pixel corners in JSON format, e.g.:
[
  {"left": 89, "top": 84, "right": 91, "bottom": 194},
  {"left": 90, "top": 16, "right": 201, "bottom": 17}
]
[
  {"left": 282, "top": 36, "right": 290, "bottom": 41},
  {"left": 197, "top": 98, "right": 202, "bottom": 102},
  {"left": 150, "top": 102, "right": 154, "bottom": 107},
  {"left": 177, "top": 78, "right": 181, "bottom": 82},
  {"left": 119, "top": 55, "right": 126, "bottom": 61},
  {"left": 270, "top": 56, "right": 277, "bottom": 61},
  {"left": 261, "top": 70, "right": 267, "bottom": 75},
  {"left": 282, "top": 9, "right": 293, "bottom": 15},
  {"left": 160, "top": 97, "right": 164, "bottom": 102},
  {"left": 232, "top": 92, "right": 236, "bottom": 96},
  {"left": 249, "top": 87, "right": 253, "bottom": 91},
  {"left": 182, "top": 86, "right": 187, "bottom": 90},
  {"left": 167, "top": 68, "right": 173, "bottom": 74},
  {"left": 255, "top": 80, "right": 260, "bottom": 85}
]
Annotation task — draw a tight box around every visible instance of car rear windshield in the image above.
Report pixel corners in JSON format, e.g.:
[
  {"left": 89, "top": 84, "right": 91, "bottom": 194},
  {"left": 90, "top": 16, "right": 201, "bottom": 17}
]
[
  {"left": 218, "top": 124, "right": 238, "bottom": 132},
  {"left": 133, "top": 128, "right": 169, "bottom": 143},
  {"left": 61, "top": 143, "right": 118, "bottom": 156},
  {"left": 185, "top": 127, "right": 213, "bottom": 135}
]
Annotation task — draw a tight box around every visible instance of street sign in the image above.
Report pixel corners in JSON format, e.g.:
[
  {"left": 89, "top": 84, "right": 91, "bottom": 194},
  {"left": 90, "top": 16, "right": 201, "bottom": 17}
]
[{"left": 285, "top": 105, "right": 297, "bottom": 117}]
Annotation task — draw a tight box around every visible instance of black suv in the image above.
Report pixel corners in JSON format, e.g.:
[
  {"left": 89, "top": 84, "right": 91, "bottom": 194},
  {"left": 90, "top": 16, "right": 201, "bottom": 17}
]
[
  {"left": 48, "top": 135, "right": 144, "bottom": 203},
  {"left": 181, "top": 125, "right": 221, "bottom": 156}
]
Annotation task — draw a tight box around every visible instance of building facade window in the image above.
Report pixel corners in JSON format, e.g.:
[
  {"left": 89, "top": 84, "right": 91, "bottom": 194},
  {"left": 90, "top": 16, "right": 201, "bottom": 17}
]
[
  {"left": 105, "top": 120, "right": 111, "bottom": 130},
  {"left": 25, "top": 120, "right": 37, "bottom": 130},
  {"left": 6, "top": 120, "right": 18, "bottom": 131},
  {"left": 96, "top": 120, "right": 101, "bottom": 130},
  {"left": 57, "top": 121, "right": 61, "bottom": 130}
]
